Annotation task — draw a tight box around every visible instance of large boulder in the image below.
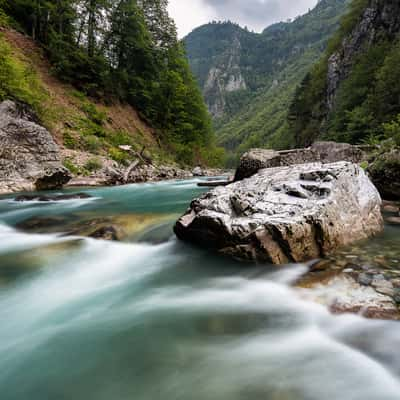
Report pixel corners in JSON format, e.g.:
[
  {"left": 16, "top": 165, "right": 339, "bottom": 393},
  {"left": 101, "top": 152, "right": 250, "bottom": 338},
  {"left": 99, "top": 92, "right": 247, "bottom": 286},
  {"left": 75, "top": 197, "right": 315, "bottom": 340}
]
[
  {"left": 234, "top": 142, "right": 366, "bottom": 181},
  {"left": 0, "top": 100, "right": 71, "bottom": 194},
  {"left": 368, "top": 149, "right": 400, "bottom": 200},
  {"left": 175, "top": 162, "right": 383, "bottom": 264}
]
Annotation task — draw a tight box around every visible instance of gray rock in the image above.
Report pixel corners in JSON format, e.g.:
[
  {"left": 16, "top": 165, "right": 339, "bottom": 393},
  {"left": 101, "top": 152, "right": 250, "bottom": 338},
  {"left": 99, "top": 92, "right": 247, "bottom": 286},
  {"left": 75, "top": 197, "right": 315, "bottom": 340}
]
[
  {"left": 0, "top": 101, "right": 71, "bottom": 194},
  {"left": 175, "top": 162, "right": 383, "bottom": 264},
  {"left": 234, "top": 142, "right": 366, "bottom": 182},
  {"left": 14, "top": 193, "right": 92, "bottom": 202},
  {"left": 192, "top": 167, "right": 204, "bottom": 177},
  {"left": 358, "top": 273, "right": 373, "bottom": 286}
]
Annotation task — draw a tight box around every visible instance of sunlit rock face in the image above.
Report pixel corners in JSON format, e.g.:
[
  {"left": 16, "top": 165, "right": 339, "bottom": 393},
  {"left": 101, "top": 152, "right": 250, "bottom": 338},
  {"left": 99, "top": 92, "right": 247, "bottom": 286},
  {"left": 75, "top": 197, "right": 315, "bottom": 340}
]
[
  {"left": 175, "top": 162, "right": 383, "bottom": 264},
  {"left": 0, "top": 100, "right": 70, "bottom": 194}
]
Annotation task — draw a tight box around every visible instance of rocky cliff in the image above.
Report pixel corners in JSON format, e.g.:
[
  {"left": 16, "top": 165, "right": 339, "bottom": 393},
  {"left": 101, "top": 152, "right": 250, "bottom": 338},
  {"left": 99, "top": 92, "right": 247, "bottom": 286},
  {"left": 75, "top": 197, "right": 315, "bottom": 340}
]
[
  {"left": 289, "top": 0, "right": 400, "bottom": 147},
  {"left": 327, "top": 0, "right": 400, "bottom": 109}
]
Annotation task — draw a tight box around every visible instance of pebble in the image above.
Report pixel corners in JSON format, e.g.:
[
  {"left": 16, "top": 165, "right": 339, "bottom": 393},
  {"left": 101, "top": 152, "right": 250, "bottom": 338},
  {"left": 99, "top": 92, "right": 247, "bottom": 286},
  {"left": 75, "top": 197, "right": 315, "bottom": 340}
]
[
  {"left": 382, "top": 205, "right": 400, "bottom": 214},
  {"left": 358, "top": 273, "right": 373, "bottom": 286},
  {"left": 376, "top": 287, "right": 395, "bottom": 297},
  {"left": 391, "top": 279, "right": 400, "bottom": 288},
  {"left": 361, "top": 264, "right": 375, "bottom": 271},
  {"left": 371, "top": 279, "right": 393, "bottom": 290},
  {"left": 394, "top": 289, "right": 400, "bottom": 304},
  {"left": 386, "top": 217, "right": 400, "bottom": 225}
]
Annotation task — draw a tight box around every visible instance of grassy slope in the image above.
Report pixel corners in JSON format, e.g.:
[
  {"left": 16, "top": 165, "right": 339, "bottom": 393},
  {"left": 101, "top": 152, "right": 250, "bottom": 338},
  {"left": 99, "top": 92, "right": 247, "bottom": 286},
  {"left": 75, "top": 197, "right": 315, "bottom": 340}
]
[{"left": 1, "top": 27, "right": 174, "bottom": 172}]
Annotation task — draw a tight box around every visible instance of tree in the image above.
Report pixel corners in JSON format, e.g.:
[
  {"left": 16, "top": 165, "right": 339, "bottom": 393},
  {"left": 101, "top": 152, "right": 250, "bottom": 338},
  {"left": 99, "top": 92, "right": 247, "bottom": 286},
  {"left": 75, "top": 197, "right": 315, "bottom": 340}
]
[{"left": 137, "top": 0, "right": 177, "bottom": 51}]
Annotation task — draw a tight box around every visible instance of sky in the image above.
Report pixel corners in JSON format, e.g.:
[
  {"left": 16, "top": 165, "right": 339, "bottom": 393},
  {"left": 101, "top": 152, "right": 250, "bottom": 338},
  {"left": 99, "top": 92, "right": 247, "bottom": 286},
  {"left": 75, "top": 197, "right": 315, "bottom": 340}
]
[{"left": 168, "top": 0, "right": 319, "bottom": 38}]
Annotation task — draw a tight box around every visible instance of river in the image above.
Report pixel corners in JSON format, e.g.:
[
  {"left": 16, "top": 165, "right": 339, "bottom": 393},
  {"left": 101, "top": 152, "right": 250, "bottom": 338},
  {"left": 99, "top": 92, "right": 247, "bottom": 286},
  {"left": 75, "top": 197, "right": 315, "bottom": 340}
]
[{"left": 0, "top": 178, "right": 400, "bottom": 400}]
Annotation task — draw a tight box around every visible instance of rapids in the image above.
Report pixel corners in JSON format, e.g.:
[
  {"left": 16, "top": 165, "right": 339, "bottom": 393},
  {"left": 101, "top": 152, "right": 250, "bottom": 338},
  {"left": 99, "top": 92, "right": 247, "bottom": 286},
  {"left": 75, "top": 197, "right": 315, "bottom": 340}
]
[{"left": 0, "top": 178, "right": 399, "bottom": 400}]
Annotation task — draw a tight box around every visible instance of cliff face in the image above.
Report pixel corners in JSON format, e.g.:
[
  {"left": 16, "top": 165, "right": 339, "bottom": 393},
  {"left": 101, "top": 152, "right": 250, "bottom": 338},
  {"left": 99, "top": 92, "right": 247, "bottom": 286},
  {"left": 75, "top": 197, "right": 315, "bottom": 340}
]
[
  {"left": 184, "top": 22, "right": 253, "bottom": 119},
  {"left": 202, "top": 36, "right": 247, "bottom": 118},
  {"left": 327, "top": 0, "right": 400, "bottom": 109},
  {"left": 290, "top": 0, "right": 400, "bottom": 148}
]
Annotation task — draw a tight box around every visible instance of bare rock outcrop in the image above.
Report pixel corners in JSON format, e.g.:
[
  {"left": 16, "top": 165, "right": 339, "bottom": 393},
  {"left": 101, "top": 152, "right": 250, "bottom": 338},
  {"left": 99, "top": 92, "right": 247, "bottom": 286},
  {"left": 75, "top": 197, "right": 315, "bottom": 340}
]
[
  {"left": 234, "top": 141, "right": 366, "bottom": 181},
  {"left": 175, "top": 162, "right": 383, "bottom": 264},
  {"left": 0, "top": 101, "right": 70, "bottom": 194}
]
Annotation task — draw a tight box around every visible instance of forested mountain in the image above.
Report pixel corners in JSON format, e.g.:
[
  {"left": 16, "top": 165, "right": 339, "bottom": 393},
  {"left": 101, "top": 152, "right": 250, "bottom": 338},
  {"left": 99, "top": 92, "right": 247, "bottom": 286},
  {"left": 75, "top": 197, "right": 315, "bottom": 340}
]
[
  {"left": 184, "top": 0, "right": 350, "bottom": 161},
  {"left": 289, "top": 0, "right": 400, "bottom": 148},
  {"left": 0, "top": 0, "right": 222, "bottom": 166}
]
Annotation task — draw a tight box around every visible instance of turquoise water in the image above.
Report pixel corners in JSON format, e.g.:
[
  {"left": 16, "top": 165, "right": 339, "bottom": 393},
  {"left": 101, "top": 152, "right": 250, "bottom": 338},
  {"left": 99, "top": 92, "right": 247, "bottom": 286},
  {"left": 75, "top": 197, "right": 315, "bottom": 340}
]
[{"left": 0, "top": 178, "right": 400, "bottom": 400}]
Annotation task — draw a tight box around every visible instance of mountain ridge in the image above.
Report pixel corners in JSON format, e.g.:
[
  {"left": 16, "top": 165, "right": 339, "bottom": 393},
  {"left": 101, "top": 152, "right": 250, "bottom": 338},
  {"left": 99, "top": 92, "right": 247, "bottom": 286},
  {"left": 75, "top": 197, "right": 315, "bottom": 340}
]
[{"left": 184, "top": 0, "right": 351, "bottom": 161}]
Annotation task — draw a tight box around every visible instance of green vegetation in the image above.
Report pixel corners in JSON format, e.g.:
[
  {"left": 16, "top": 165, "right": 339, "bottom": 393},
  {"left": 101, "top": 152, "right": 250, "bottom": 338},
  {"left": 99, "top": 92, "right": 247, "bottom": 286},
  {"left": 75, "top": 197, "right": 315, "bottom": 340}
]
[
  {"left": 289, "top": 0, "right": 400, "bottom": 148},
  {"left": 184, "top": 0, "right": 350, "bottom": 158},
  {"left": 84, "top": 157, "right": 103, "bottom": 172},
  {"left": 63, "top": 158, "right": 81, "bottom": 175},
  {"left": 1, "top": 0, "right": 222, "bottom": 166},
  {"left": 0, "top": 33, "right": 44, "bottom": 111}
]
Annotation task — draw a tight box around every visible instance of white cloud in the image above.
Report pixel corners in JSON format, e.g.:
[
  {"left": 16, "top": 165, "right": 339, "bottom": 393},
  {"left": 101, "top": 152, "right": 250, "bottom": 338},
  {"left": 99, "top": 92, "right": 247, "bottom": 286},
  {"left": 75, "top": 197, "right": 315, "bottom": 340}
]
[
  {"left": 168, "top": 0, "right": 318, "bottom": 38},
  {"left": 168, "top": 0, "right": 215, "bottom": 38}
]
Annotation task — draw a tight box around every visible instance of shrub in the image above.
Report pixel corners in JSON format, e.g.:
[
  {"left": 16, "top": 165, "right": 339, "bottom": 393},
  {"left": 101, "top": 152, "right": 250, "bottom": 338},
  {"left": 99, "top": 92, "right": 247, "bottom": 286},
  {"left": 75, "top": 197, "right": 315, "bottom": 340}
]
[
  {"left": 82, "top": 135, "right": 102, "bottom": 153},
  {"left": 63, "top": 131, "right": 79, "bottom": 149},
  {"left": 382, "top": 115, "right": 400, "bottom": 147},
  {"left": 108, "top": 148, "right": 131, "bottom": 165},
  {"left": 63, "top": 158, "right": 80, "bottom": 175},
  {"left": 108, "top": 130, "right": 135, "bottom": 147},
  {"left": 84, "top": 157, "right": 102, "bottom": 172},
  {"left": 81, "top": 101, "right": 106, "bottom": 125}
]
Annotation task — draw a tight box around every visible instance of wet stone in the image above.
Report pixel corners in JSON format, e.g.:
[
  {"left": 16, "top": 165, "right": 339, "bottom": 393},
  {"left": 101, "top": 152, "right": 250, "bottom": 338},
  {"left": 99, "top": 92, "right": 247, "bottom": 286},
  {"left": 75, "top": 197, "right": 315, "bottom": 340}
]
[
  {"left": 386, "top": 217, "right": 400, "bottom": 225},
  {"left": 394, "top": 289, "right": 400, "bottom": 304},
  {"left": 358, "top": 273, "right": 373, "bottom": 286},
  {"left": 382, "top": 204, "right": 400, "bottom": 214}
]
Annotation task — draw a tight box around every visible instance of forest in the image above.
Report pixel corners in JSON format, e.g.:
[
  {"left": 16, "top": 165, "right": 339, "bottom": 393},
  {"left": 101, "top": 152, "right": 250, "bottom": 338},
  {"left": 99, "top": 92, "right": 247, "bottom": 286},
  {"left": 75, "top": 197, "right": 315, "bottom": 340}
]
[{"left": 0, "top": 0, "right": 222, "bottom": 166}]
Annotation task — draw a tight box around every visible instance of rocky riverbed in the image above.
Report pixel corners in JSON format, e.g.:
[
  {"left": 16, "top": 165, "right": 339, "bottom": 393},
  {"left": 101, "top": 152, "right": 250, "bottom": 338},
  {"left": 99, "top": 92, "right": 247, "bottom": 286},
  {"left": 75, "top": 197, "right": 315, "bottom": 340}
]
[{"left": 294, "top": 200, "right": 400, "bottom": 320}]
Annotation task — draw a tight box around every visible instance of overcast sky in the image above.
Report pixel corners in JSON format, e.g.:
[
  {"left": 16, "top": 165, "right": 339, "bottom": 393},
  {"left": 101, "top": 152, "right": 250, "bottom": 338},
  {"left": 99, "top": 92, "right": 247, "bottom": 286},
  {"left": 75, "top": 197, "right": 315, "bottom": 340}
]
[{"left": 168, "top": 0, "right": 319, "bottom": 38}]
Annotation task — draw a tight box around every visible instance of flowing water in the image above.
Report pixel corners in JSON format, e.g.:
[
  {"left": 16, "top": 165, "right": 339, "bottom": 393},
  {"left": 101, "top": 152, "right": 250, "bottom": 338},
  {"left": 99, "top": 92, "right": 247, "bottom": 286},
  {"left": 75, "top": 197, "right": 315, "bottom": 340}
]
[{"left": 0, "top": 178, "right": 400, "bottom": 400}]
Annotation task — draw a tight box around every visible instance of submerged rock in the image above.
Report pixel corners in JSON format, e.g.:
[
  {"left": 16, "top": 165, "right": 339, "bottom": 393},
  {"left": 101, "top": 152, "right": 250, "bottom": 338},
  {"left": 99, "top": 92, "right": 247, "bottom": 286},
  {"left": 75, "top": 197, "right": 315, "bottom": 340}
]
[
  {"left": 175, "top": 162, "right": 383, "bottom": 264},
  {"left": 298, "top": 275, "right": 400, "bottom": 321},
  {"left": 14, "top": 193, "right": 92, "bottom": 202},
  {"left": 0, "top": 100, "right": 71, "bottom": 194},
  {"left": 17, "top": 213, "right": 174, "bottom": 242}
]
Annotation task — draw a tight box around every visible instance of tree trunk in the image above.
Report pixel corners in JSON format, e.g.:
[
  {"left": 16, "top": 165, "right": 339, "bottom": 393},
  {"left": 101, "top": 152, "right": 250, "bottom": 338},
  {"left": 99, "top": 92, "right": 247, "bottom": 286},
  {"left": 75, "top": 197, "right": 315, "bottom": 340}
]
[{"left": 87, "top": 0, "right": 96, "bottom": 57}]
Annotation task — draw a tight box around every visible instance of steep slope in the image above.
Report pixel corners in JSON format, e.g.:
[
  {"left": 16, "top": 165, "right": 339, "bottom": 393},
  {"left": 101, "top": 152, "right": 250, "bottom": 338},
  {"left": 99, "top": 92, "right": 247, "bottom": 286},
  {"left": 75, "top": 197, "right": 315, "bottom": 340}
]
[
  {"left": 2, "top": 1, "right": 221, "bottom": 168},
  {"left": 185, "top": 0, "right": 350, "bottom": 159},
  {"left": 289, "top": 0, "right": 400, "bottom": 147},
  {"left": 0, "top": 26, "right": 170, "bottom": 172}
]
